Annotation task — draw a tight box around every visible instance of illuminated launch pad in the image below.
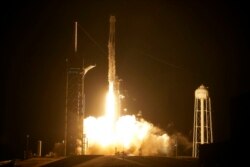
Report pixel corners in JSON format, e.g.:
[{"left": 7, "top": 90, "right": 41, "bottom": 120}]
[
  {"left": 65, "top": 15, "right": 174, "bottom": 157},
  {"left": 82, "top": 16, "right": 171, "bottom": 156}
]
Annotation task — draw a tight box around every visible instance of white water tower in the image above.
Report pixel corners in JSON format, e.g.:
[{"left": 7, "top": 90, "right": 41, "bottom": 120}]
[{"left": 192, "top": 85, "right": 213, "bottom": 157}]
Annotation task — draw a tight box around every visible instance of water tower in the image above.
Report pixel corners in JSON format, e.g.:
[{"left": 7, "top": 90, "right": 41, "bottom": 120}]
[{"left": 193, "top": 85, "right": 213, "bottom": 157}]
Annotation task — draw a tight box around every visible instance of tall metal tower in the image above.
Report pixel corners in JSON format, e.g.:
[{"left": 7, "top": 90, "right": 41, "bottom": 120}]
[
  {"left": 65, "top": 22, "right": 83, "bottom": 155},
  {"left": 192, "top": 85, "right": 213, "bottom": 157},
  {"left": 65, "top": 21, "right": 95, "bottom": 156}
]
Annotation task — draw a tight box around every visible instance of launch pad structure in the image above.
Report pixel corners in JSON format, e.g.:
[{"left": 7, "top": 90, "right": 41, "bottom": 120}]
[
  {"left": 64, "top": 15, "right": 215, "bottom": 158},
  {"left": 65, "top": 22, "right": 96, "bottom": 156},
  {"left": 65, "top": 16, "right": 121, "bottom": 155},
  {"left": 64, "top": 25, "right": 84, "bottom": 155}
]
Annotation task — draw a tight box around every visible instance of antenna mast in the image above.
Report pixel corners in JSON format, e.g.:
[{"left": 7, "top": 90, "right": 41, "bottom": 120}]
[{"left": 75, "top": 22, "right": 78, "bottom": 53}]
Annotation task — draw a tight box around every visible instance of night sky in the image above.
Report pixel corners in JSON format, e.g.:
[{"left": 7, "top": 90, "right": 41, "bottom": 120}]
[{"left": 1, "top": 0, "right": 249, "bottom": 159}]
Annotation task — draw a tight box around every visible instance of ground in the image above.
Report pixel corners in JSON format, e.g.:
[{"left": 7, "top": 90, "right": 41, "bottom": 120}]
[{"left": 1, "top": 155, "right": 199, "bottom": 167}]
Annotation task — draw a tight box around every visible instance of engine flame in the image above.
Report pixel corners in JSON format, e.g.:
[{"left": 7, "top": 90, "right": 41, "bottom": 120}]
[
  {"left": 83, "top": 83, "right": 171, "bottom": 155},
  {"left": 105, "top": 82, "right": 116, "bottom": 122}
]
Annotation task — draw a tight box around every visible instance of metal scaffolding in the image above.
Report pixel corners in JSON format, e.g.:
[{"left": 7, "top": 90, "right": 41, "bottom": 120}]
[
  {"left": 65, "top": 21, "right": 95, "bottom": 156},
  {"left": 65, "top": 67, "right": 82, "bottom": 155},
  {"left": 193, "top": 85, "right": 213, "bottom": 157}
]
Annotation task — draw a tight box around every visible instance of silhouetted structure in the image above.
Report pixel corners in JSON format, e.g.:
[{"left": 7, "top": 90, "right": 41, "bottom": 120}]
[
  {"left": 193, "top": 85, "right": 213, "bottom": 157},
  {"left": 65, "top": 22, "right": 83, "bottom": 155}
]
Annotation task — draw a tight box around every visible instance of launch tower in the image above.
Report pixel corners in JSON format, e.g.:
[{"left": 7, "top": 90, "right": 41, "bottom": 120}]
[
  {"left": 65, "top": 22, "right": 83, "bottom": 156},
  {"left": 65, "top": 21, "right": 95, "bottom": 156}
]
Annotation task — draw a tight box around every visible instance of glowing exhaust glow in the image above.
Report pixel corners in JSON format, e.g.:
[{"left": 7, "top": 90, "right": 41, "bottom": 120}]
[
  {"left": 82, "top": 15, "right": 172, "bottom": 156},
  {"left": 105, "top": 82, "right": 116, "bottom": 122},
  {"left": 83, "top": 82, "right": 171, "bottom": 155}
]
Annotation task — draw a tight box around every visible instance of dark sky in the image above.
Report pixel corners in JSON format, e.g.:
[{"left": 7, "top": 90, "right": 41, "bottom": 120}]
[{"left": 1, "top": 0, "right": 249, "bottom": 159}]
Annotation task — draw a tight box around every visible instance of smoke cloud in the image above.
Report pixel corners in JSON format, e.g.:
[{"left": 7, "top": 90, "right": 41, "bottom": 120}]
[{"left": 84, "top": 115, "right": 176, "bottom": 156}]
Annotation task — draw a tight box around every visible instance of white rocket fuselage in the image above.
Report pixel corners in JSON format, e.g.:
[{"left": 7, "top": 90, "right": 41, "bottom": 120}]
[
  {"left": 107, "top": 16, "right": 121, "bottom": 119},
  {"left": 108, "top": 16, "right": 116, "bottom": 84}
]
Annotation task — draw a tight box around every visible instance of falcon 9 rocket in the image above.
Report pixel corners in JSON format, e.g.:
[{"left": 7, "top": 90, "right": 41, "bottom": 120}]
[{"left": 107, "top": 16, "right": 121, "bottom": 120}]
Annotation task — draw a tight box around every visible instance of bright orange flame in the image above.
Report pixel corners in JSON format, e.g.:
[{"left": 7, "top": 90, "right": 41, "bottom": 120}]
[
  {"left": 83, "top": 82, "right": 171, "bottom": 155},
  {"left": 105, "top": 82, "right": 116, "bottom": 122}
]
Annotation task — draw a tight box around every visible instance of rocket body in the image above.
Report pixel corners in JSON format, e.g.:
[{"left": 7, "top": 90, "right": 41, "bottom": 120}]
[
  {"left": 107, "top": 16, "right": 121, "bottom": 119},
  {"left": 108, "top": 16, "right": 116, "bottom": 84}
]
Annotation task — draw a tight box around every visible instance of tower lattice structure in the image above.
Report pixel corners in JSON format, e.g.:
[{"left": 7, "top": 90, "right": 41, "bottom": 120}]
[
  {"left": 65, "top": 22, "right": 83, "bottom": 156},
  {"left": 193, "top": 85, "right": 213, "bottom": 157}
]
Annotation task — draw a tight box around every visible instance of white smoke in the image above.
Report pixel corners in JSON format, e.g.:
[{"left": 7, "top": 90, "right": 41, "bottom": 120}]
[{"left": 84, "top": 115, "right": 174, "bottom": 156}]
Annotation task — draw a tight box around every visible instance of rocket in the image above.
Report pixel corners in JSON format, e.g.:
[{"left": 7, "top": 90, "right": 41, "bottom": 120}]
[
  {"left": 108, "top": 16, "right": 116, "bottom": 84},
  {"left": 107, "top": 15, "right": 121, "bottom": 119}
]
